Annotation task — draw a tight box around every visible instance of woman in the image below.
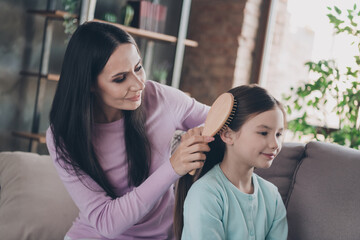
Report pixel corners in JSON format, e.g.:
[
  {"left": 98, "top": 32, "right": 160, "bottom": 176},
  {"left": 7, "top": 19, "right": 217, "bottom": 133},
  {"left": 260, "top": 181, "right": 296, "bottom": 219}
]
[{"left": 46, "top": 21, "right": 211, "bottom": 240}]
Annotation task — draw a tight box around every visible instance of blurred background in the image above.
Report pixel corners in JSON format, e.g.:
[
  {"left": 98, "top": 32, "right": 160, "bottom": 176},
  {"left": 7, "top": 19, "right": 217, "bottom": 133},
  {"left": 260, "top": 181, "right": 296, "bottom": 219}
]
[{"left": 0, "top": 0, "right": 358, "bottom": 154}]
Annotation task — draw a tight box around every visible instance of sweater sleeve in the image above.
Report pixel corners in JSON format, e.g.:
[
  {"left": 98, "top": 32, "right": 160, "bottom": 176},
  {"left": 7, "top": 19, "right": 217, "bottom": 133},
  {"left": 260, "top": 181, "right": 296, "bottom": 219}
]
[
  {"left": 265, "top": 191, "right": 288, "bottom": 240},
  {"left": 147, "top": 81, "right": 209, "bottom": 130},
  {"left": 181, "top": 182, "right": 225, "bottom": 240},
  {"left": 46, "top": 128, "right": 180, "bottom": 239}
]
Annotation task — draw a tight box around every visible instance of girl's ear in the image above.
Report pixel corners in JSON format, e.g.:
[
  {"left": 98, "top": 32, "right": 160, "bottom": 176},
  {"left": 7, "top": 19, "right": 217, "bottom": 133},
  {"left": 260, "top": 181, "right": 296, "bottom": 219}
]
[{"left": 220, "top": 127, "right": 235, "bottom": 145}]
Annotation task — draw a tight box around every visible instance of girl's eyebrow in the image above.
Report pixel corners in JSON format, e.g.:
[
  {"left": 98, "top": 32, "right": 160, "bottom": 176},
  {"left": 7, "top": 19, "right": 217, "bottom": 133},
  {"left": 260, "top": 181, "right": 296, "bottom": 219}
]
[
  {"left": 257, "top": 125, "right": 272, "bottom": 130},
  {"left": 111, "top": 59, "right": 142, "bottom": 78},
  {"left": 256, "top": 125, "right": 284, "bottom": 131}
]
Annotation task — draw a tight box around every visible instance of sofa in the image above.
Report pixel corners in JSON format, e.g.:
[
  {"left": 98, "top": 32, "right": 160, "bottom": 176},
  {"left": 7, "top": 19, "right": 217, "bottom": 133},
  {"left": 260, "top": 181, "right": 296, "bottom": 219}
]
[
  {"left": 255, "top": 141, "right": 360, "bottom": 240},
  {"left": 0, "top": 141, "right": 359, "bottom": 240},
  {"left": 0, "top": 151, "right": 79, "bottom": 240}
]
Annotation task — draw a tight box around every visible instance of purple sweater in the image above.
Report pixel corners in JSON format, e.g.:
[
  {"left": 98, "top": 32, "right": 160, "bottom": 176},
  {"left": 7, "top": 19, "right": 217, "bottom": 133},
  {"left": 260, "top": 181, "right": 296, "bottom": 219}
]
[{"left": 46, "top": 81, "right": 209, "bottom": 240}]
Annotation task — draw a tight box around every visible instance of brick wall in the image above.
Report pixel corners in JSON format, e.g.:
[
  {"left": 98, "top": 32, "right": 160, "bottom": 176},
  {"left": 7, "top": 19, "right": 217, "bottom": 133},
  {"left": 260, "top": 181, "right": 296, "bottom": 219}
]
[{"left": 180, "top": 0, "right": 263, "bottom": 105}]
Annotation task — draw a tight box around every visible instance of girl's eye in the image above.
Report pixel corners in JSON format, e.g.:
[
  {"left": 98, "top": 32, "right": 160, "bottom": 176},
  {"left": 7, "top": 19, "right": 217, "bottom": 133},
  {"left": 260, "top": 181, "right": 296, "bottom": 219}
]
[
  {"left": 135, "top": 65, "right": 142, "bottom": 72},
  {"left": 276, "top": 132, "right": 283, "bottom": 137},
  {"left": 113, "top": 75, "right": 126, "bottom": 83},
  {"left": 258, "top": 132, "right": 268, "bottom": 136}
]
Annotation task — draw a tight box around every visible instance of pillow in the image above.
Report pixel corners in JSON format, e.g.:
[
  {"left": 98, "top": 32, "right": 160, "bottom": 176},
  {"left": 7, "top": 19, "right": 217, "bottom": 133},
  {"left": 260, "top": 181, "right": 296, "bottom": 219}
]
[{"left": 0, "top": 151, "right": 79, "bottom": 240}]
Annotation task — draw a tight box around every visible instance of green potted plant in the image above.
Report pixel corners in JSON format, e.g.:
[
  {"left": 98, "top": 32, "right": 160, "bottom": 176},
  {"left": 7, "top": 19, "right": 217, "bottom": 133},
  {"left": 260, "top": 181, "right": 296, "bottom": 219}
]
[
  {"left": 62, "top": 0, "right": 80, "bottom": 38},
  {"left": 152, "top": 62, "right": 171, "bottom": 85},
  {"left": 283, "top": 4, "right": 360, "bottom": 149}
]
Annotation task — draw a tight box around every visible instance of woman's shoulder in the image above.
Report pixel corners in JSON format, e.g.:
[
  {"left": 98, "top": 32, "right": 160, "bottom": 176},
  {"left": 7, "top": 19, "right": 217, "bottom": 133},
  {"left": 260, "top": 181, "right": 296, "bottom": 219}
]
[
  {"left": 144, "top": 80, "right": 189, "bottom": 102},
  {"left": 145, "top": 80, "right": 170, "bottom": 95}
]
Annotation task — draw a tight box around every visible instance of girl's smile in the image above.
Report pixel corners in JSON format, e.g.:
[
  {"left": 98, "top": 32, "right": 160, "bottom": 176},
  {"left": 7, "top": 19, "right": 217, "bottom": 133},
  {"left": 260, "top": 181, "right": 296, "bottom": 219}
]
[{"left": 261, "top": 152, "right": 277, "bottom": 160}]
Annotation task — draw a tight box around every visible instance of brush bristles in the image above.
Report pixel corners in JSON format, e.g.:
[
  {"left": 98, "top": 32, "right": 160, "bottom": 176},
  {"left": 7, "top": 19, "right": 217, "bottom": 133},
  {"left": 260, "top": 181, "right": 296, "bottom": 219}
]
[{"left": 217, "top": 99, "right": 237, "bottom": 135}]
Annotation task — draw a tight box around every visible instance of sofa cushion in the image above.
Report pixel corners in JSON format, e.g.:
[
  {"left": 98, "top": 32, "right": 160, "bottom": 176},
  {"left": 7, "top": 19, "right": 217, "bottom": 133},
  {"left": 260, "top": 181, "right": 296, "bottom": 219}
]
[
  {"left": 0, "top": 151, "right": 79, "bottom": 240},
  {"left": 286, "top": 141, "right": 360, "bottom": 240},
  {"left": 255, "top": 142, "right": 305, "bottom": 203}
]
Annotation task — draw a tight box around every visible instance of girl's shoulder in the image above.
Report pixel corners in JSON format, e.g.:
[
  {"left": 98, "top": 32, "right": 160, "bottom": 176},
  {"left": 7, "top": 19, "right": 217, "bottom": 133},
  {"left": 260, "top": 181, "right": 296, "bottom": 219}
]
[
  {"left": 188, "top": 165, "right": 227, "bottom": 197},
  {"left": 184, "top": 166, "right": 226, "bottom": 211},
  {"left": 253, "top": 173, "right": 277, "bottom": 189},
  {"left": 253, "top": 173, "right": 280, "bottom": 198}
]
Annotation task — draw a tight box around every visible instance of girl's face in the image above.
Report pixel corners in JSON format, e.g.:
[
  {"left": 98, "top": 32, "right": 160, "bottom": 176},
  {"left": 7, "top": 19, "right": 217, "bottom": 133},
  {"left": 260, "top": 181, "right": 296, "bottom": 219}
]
[
  {"left": 228, "top": 107, "right": 285, "bottom": 169},
  {"left": 94, "top": 43, "right": 145, "bottom": 121}
]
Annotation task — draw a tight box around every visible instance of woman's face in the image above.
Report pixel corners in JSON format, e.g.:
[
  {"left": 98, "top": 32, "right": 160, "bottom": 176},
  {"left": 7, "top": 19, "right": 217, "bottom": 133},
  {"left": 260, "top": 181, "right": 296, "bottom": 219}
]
[{"left": 94, "top": 43, "right": 146, "bottom": 122}]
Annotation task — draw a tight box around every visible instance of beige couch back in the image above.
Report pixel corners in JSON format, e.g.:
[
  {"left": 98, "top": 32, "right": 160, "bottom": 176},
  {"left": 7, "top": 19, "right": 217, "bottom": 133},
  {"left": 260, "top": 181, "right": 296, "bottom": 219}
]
[{"left": 0, "top": 151, "right": 79, "bottom": 240}]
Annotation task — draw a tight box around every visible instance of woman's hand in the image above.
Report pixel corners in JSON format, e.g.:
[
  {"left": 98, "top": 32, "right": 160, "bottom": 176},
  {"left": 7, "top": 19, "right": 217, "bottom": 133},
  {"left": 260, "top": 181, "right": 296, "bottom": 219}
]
[{"left": 170, "top": 127, "right": 214, "bottom": 176}]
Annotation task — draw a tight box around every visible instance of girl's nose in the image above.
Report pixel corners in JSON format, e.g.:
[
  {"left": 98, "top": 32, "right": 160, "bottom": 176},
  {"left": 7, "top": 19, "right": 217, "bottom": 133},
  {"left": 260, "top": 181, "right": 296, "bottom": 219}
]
[{"left": 269, "top": 136, "right": 279, "bottom": 150}]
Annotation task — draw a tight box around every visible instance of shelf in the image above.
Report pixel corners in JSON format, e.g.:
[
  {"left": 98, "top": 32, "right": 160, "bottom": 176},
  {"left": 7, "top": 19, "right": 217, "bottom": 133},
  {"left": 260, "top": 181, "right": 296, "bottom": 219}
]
[
  {"left": 94, "top": 19, "right": 198, "bottom": 47},
  {"left": 27, "top": 10, "right": 198, "bottom": 47},
  {"left": 27, "top": 9, "right": 77, "bottom": 20},
  {"left": 20, "top": 70, "right": 60, "bottom": 81},
  {"left": 12, "top": 131, "right": 46, "bottom": 144}
]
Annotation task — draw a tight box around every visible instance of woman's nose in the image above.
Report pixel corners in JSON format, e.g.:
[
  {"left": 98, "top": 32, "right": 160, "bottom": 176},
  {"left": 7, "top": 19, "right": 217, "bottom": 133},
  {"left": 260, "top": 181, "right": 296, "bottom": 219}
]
[{"left": 129, "top": 74, "right": 145, "bottom": 91}]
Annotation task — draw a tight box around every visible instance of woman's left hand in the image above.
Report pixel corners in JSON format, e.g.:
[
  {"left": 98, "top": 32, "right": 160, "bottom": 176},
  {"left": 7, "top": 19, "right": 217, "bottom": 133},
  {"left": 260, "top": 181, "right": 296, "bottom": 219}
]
[{"left": 170, "top": 127, "right": 213, "bottom": 176}]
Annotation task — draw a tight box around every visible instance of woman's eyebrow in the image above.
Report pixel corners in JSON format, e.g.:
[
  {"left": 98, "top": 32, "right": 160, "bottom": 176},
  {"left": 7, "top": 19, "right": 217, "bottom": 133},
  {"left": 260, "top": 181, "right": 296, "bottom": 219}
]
[
  {"left": 111, "top": 59, "right": 142, "bottom": 78},
  {"left": 135, "top": 59, "right": 142, "bottom": 66},
  {"left": 112, "top": 71, "right": 126, "bottom": 78}
]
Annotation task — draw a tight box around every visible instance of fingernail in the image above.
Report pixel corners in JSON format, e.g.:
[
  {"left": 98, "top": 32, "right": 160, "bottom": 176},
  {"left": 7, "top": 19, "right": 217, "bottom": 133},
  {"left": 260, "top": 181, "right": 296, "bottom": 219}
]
[{"left": 205, "top": 136, "right": 214, "bottom": 142}]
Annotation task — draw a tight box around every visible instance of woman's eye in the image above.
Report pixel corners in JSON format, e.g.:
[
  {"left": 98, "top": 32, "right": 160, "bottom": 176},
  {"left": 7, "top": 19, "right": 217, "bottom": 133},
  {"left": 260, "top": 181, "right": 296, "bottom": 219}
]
[
  {"left": 258, "top": 132, "right": 268, "bottom": 136},
  {"left": 276, "top": 132, "right": 283, "bottom": 137},
  {"left": 113, "top": 75, "right": 126, "bottom": 83},
  {"left": 135, "top": 65, "right": 142, "bottom": 72}
]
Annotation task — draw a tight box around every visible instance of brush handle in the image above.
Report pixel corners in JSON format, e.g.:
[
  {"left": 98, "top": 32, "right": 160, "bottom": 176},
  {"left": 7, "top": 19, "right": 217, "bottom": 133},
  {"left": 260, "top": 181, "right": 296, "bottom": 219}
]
[
  {"left": 188, "top": 93, "right": 235, "bottom": 176},
  {"left": 189, "top": 168, "right": 197, "bottom": 176}
]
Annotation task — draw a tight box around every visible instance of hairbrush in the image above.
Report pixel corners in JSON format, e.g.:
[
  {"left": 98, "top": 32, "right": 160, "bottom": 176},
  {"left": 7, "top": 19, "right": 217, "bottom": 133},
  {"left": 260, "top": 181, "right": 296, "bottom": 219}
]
[{"left": 189, "top": 92, "right": 237, "bottom": 175}]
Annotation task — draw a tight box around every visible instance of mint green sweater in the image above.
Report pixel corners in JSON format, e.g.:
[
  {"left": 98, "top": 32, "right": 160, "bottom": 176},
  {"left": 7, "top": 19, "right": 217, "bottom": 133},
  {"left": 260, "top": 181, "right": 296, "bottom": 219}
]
[{"left": 182, "top": 164, "right": 288, "bottom": 240}]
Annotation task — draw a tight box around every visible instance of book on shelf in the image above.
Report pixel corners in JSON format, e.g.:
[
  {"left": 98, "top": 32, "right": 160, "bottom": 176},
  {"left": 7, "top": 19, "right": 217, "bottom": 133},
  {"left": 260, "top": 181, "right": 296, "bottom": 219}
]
[{"left": 127, "top": 0, "right": 167, "bottom": 33}]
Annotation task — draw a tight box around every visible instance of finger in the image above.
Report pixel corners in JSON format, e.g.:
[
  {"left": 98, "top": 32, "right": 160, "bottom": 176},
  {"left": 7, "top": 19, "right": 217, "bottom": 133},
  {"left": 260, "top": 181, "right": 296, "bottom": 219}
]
[
  {"left": 188, "top": 160, "right": 205, "bottom": 172},
  {"left": 184, "top": 143, "right": 211, "bottom": 155},
  {"left": 183, "top": 152, "right": 207, "bottom": 163},
  {"left": 181, "top": 129, "right": 197, "bottom": 142},
  {"left": 190, "top": 126, "right": 203, "bottom": 136},
  {"left": 182, "top": 135, "right": 214, "bottom": 147},
  {"left": 181, "top": 127, "right": 204, "bottom": 141}
]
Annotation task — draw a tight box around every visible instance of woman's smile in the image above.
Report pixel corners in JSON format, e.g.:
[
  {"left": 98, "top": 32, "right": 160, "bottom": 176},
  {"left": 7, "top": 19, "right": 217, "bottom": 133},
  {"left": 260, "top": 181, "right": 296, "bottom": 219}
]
[{"left": 126, "top": 93, "right": 142, "bottom": 101}]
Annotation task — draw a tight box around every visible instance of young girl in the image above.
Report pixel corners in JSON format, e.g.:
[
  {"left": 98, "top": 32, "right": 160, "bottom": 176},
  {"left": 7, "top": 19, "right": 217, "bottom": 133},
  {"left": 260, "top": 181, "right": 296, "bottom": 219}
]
[
  {"left": 46, "top": 21, "right": 212, "bottom": 240},
  {"left": 174, "top": 85, "right": 288, "bottom": 239}
]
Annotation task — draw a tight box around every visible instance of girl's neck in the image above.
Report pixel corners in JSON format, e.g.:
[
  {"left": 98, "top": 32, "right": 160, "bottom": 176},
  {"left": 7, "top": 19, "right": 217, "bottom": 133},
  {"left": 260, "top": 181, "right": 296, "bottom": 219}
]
[{"left": 219, "top": 153, "right": 254, "bottom": 194}]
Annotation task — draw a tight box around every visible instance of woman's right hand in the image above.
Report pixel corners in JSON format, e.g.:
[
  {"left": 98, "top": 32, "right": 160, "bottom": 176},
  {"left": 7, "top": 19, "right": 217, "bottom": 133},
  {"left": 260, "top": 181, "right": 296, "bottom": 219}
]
[{"left": 170, "top": 127, "right": 214, "bottom": 176}]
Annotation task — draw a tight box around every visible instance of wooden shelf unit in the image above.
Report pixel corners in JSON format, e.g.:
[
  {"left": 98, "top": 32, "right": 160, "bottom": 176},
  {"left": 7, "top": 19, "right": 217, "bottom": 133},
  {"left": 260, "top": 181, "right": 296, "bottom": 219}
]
[
  {"left": 17, "top": 3, "right": 195, "bottom": 152},
  {"left": 94, "top": 19, "right": 198, "bottom": 47},
  {"left": 12, "top": 131, "right": 46, "bottom": 144},
  {"left": 20, "top": 70, "right": 60, "bottom": 81},
  {"left": 27, "top": 10, "right": 198, "bottom": 47},
  {"left": 27, "top": 9, "right": 77, "bottom": 19}
]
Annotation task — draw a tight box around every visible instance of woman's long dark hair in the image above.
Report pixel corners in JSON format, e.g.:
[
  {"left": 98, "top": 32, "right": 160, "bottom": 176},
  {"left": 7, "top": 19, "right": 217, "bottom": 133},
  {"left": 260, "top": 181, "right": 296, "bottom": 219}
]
[
  {"left": 173, "top": 85, "right": 286, "bottom": 239},
  {"left": 49, "top": 22, "right": 151, "bottom": 199}
]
